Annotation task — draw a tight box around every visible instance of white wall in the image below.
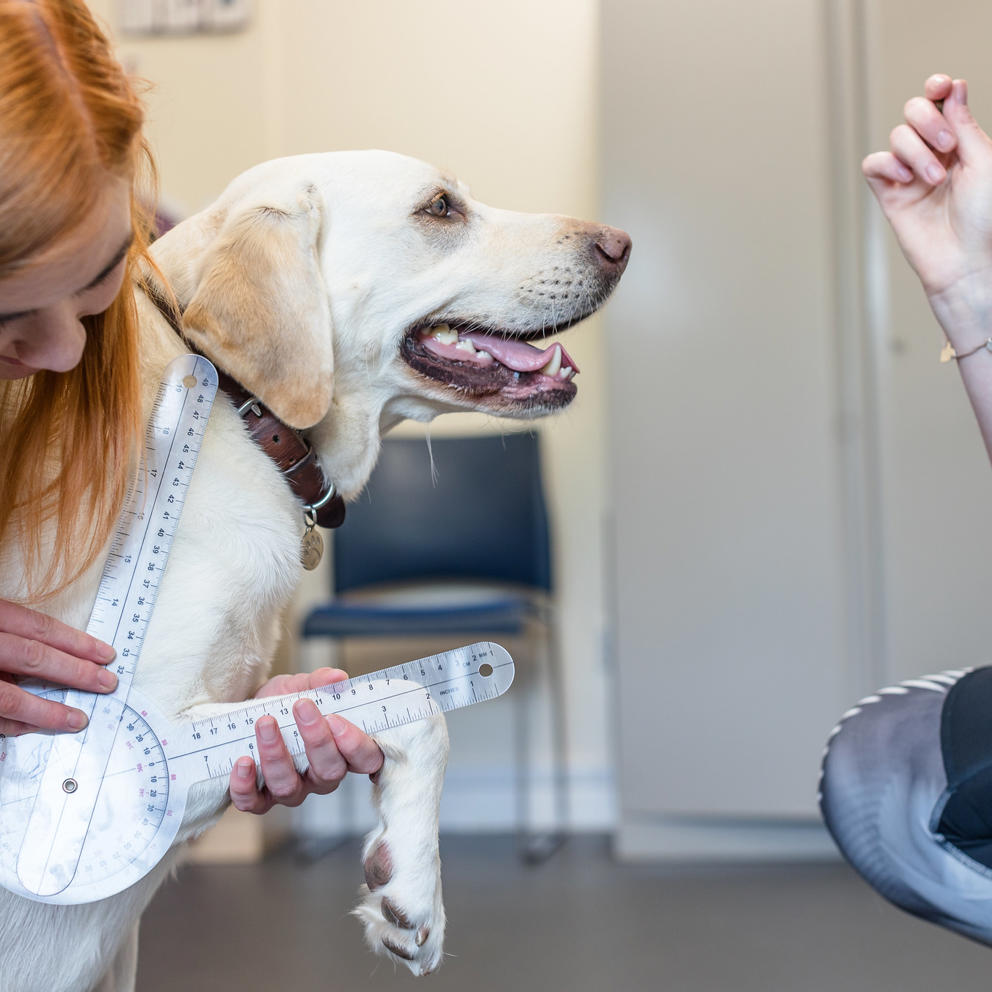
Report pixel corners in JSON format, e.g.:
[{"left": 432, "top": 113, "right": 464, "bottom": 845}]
[{"left": 89, "top": 0, "right": 613, "bottom": 829}]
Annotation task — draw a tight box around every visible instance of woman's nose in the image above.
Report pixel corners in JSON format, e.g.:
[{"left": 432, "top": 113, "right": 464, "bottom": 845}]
[{"left": 16, "top": 307, "right": 87, "bottom": 373}]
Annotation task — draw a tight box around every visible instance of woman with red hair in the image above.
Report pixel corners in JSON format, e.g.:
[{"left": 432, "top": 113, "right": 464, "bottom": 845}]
[{"left": 0, "top": 0, "right": 380, "bottom": 809}]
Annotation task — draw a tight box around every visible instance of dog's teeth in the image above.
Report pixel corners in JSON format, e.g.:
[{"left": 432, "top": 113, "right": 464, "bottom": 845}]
[
  {"left": 540, "top": 345, "right": 562, "bottom": 378},
  {"left": 455, "top": 338, "right": 477, "bottom": 354},
  {"left": 558, "top": 366, "right": 575, "bottom": 381},
  {"left": 430, "top": 324, "right": 458, "bottom": 344}
]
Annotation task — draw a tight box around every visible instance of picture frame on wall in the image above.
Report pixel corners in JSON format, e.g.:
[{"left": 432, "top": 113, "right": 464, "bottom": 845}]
[{"left": 119, "top": 0, "right": 251, "bottom": 35}]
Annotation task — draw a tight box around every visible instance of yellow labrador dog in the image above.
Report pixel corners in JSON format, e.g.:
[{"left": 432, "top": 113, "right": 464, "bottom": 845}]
[{"left": 0, "top": 150, "right": 630, "bottom": 991}]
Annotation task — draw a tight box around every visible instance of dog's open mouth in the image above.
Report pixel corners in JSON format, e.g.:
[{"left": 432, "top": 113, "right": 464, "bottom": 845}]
[{"left": 402, "top": 323, "right": 579, "bottom": 409}]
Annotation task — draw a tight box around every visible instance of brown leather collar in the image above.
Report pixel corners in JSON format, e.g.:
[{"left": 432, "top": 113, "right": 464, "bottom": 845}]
[{"left": 142, "top": 284, "right": 345, "bottom": 529}]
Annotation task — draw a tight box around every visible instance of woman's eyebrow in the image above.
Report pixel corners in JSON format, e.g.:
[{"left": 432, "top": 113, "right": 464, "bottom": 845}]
[{"left": 0, "top": 234, "right": 134, "bottom": 322}]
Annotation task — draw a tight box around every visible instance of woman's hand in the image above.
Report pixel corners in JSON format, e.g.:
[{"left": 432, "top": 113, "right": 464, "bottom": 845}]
[
  {"left": 229, "top": 667, "right": 384, "bottom": 814},
  {"left": 0, "top": 598, "right": 117, "bottom": 736},
  {"left": 863, "top": 75, "right": 992, "bottom": 321}
]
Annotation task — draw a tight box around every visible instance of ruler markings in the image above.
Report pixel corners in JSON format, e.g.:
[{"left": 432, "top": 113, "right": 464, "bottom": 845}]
[
  {"left": 11, "top": 356, "right": 219, "bottom": 898},
  {"left": 0, "top": 355, "right": 514, "bottom": 906}
]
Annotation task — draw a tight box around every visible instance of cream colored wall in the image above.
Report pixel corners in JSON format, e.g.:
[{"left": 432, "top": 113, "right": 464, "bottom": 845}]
[{"left": 89, "top": 0, "right": 613, "bottom": 824}]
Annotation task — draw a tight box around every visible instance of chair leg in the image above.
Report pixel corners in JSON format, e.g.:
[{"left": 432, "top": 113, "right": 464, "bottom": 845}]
[
  {"left": 517, "top": 614, "right": 569, "bottom": 864},
  {"left": 513, "top": 655, "right": 533, "bottom": 853}
]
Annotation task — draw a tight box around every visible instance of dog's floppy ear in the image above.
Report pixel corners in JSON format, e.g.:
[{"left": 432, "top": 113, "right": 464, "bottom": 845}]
[{"left": 182, "top": 182, "right": 333, "bottom": 429}]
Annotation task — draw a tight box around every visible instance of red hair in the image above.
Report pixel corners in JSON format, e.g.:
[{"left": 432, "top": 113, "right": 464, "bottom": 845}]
[{"left": 0, "top": 0, "right": 156, "bottom": 599}]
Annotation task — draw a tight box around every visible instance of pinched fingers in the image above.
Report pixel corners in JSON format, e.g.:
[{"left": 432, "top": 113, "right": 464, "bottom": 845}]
[
  {"left": 863, "top": 76, "right": 970, "bottom": 192},
  {"left": 889, "top": 122, "right": 947, "bottom": 186},
  {"left": 862, "top": 150, "right": 914, "bottom": 187},
  {"left": 925, "top": 73, "right": 955, "bottom": 104},
  {"left": 904, "top": 94, "right": 957, "bottom": 158}
]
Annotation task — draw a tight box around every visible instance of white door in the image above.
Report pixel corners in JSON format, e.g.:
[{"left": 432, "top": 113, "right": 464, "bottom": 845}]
[{"left": 603, "top": 0, "right": 992, "bottom": 858}]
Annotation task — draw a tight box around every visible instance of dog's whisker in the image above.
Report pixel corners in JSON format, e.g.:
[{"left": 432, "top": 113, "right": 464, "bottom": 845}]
[{"left": 424, "top": 431, "right": 439, "bottom": 487}]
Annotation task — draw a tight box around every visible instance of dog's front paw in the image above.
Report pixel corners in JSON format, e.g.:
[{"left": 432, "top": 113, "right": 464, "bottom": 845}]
[{"left": 353, "top": 833, "right": 445, "bottom": 976}]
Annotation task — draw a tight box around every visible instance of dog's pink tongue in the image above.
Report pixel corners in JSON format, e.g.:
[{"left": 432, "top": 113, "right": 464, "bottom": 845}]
[{"left": 460, "top": 332, "right": 580, "bottom": 374}]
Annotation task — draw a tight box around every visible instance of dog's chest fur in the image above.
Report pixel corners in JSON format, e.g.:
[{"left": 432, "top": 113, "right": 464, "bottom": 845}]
[
  {"left": 133, "top": 332, "right": 305, "bottom": 718},
  {"left": 3, "top": 301, "right": 305, "bottom": 731}
]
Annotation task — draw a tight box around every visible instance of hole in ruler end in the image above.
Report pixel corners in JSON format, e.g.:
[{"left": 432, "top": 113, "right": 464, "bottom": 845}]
[
  {"left": 479, "top": 663, "right": 494, "bottom": 678},
  {"left": 182, "top": 374, "right": 197, "bottom": 389}
]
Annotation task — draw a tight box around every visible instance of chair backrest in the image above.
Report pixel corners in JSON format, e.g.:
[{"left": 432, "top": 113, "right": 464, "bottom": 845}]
[{"left": 332, "top": 433, "right": 552, "bottom": 594}]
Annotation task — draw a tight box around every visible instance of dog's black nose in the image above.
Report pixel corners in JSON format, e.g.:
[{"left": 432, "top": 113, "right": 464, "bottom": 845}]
[{"left": 593, "top": 226, "right": 632, "bottom": 275}]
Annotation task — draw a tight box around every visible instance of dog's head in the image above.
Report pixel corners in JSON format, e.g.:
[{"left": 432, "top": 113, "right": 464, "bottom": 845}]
[{"left": 150, "top": 151, "right": 630, "bottom": 492}]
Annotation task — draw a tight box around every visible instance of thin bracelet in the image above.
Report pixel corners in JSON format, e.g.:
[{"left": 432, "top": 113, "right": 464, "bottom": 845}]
[{"left": 940, "top": 338, "right": 992, "bottom": 363}]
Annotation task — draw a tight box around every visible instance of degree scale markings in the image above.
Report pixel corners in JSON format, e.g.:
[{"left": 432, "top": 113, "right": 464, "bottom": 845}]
[
  {"left": 170, "top": 647, "right": 515, "bottom": 778},
  {"left": 0, "top": 355, "right": 514, "bottom": 906},
  {"left": 11, "top": 355, "right": 219, "bottom": 899}
]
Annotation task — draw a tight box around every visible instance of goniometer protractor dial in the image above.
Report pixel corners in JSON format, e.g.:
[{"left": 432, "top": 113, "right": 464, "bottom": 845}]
[{"left": 0, "top": 690, "right": 185, "bottom": 904}]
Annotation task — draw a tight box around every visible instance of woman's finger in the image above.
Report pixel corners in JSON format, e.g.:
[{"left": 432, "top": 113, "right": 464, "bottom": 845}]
[
  {"left": 229, "top": 757, "right": 271, "bottom": 814},
  {"left": 924, "top": 73, "right": 954, "bottom": 105},
  {"left": 0, "top": 679, "right": 88, "bottom": 734},
  {"left": 0, "top": 717, "right": 36, "bottom": 738},
  {"left": 889, "top": 123, "right": 946, "bottom": 185},
  {"left": 904, "top": 95, "right": 957, "bottom": 156},
  {"left": 326, "top": 714, "right": 384, "bottom": 776},
  {"left": 252, "top": 716, "right": 306, "bottom": 805},
  {"left": 0, "top": 599, "right": 114, "bottom": 664},
  {"left": 0, "top": 632, "right": 118, "bottom": 695},
  {"left": 252, "top": 667, "right": 348, "bottom": 698},
  {"left": 294, "top": 699, "right": 348, "bottom": 791},
  {"left": 863, "top": 150, "right": 914, "bottom": 186}
]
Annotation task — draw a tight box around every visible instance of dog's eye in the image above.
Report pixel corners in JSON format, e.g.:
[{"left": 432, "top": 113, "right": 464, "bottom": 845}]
[{"left": 426, "top": 195, "right": 450, "bottom": 218}]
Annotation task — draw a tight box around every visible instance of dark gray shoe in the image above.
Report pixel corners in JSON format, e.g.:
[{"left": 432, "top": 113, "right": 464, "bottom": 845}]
[{"left": 820, "top": 666, "right": 992, "bottom": 945}]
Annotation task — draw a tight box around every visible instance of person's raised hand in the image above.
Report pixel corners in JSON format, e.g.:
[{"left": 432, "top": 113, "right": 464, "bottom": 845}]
[{"left": 863, "top": 75, "right": 992, "bottom": 308}]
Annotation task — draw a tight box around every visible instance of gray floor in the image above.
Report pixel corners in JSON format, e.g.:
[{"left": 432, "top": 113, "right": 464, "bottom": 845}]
[{"left": 136, "top": 835, "right": 992, "bottom": 991}]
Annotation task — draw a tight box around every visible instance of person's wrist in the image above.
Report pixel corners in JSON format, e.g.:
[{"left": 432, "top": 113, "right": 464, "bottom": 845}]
[{"left": 927, "top": 270, "right": 992, "bottom": 348}]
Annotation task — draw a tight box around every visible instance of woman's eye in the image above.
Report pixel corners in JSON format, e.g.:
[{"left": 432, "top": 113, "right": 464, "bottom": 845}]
[{"left": 427, "top": 196, "right": 449, "bottom": 218}]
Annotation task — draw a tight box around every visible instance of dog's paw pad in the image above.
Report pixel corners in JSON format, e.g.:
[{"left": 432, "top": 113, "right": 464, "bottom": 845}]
[
  {"left": 382, "top": 935, "right": 417, "bottom": 962},
  {"left": 354, "top": 838, "right": 445, "bottom": 975},
  {"left": 380, "top": 895, "right": 413, "bottom": 928},
  {"left": 363, "top": 841, "right": 393, "bottom": 890}
]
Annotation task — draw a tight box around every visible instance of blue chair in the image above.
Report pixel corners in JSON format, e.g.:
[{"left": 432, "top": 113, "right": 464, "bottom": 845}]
[{"left": 301, "top": 432, "right": 567, "bottom": 861}]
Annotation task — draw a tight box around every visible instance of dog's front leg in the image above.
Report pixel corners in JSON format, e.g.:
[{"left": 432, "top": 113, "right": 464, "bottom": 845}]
[
  {"left": 186, "top": 699, "right": 450, "bottom": 974},
  {"left": 355, "top": 713, "right": 449, "bottom": 976}
]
